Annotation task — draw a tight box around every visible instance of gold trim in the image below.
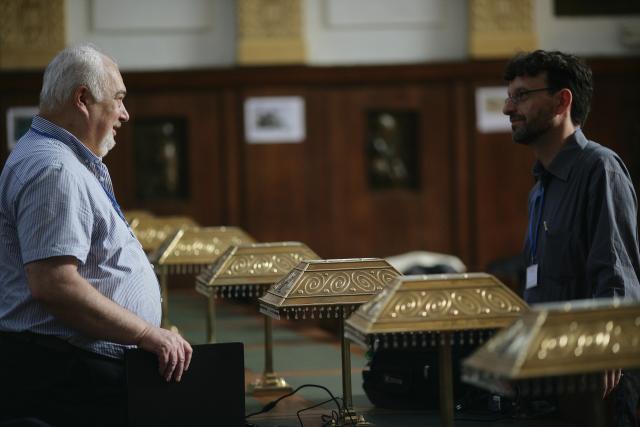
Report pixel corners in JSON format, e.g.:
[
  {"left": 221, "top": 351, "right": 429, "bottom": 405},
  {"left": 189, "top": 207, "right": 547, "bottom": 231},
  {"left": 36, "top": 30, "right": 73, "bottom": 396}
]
[
  {"left": 195, "top": 241, "right": 319, "bottom": 297},
  {"left": 259, "top": 258, "right": 401, "bottom": 320},
  {"left": 149, "top": 226, "right": 255, "bottom": 268},
  {"left": 346, "top": 273, "right": 527, "bottom": 340},
  {"left": 130, "top": 216, "right": 198, "bottom": 253},
  {"left": 463, "top": 299, "right": 640, "bottom": 384}
]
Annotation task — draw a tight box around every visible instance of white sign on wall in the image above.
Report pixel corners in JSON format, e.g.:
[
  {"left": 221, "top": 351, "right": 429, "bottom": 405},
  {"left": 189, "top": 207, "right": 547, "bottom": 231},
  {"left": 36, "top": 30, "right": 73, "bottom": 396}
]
[
  {"left": 244, "top": 97, "right": 306, "bottom": 144},
  {"left": 475, "top": 86, "right": 510, "bottom": 133}
]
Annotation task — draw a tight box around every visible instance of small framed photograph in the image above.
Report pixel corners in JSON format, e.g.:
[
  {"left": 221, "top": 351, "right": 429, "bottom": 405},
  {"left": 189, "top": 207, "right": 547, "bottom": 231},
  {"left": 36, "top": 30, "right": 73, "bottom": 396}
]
[
  {"left": 244, "top": 96, "right": 305, "bottom": 144},
  {"left": 475, "top": 87, "right": 510, "bottom": 133},
  {"left": 6, "top": 106, "right": 39, "bottom": 151}
]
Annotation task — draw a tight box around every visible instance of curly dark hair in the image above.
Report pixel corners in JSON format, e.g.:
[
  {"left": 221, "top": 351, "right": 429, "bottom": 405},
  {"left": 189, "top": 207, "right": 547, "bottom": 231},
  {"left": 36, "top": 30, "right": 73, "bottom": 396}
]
[{"left": 504, "top": 50, "right": 593, "bottom": 126}]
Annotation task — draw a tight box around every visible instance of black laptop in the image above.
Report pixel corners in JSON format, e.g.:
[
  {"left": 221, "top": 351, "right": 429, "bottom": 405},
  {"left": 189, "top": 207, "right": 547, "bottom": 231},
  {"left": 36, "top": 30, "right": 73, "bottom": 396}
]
[{"left": 125, "top": 342, "right": 245, "bottom": 427}]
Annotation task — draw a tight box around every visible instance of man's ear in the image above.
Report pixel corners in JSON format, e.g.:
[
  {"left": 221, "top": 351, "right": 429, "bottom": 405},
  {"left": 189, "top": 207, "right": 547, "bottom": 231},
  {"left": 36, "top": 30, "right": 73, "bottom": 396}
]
[
  {"left": 555, "top": 88, "right": 572, "bottom": 117},
  {"left": 74, "top": 86, "right": 92, "bottom": 117}
]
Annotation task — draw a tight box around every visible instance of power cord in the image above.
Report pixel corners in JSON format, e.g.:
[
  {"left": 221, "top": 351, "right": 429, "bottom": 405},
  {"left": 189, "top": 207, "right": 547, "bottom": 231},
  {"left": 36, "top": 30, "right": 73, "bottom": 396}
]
[
  {"left": 297, "top": 397, "right": 339, "bottom": 426},
  {"left": 245, "top": 384, "right": 355, "bottom": 427}
]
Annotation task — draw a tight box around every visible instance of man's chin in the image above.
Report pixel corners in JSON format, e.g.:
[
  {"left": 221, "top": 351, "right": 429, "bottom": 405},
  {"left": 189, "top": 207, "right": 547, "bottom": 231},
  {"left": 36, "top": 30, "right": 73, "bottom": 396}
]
[
  {"left": 511, "top": 128, "right": 535, "bottom": 145},
  {"left": 512, "top": 134, "right": 534, "bottom": 145},
  {"left": 98, "top": 137, "right": 116, "bottom": 158}
]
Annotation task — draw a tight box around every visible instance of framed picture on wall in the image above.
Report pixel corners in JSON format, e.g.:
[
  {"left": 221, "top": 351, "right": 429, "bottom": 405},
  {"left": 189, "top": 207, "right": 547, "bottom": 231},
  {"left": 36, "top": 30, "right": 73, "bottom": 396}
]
[
  {"left": 6, "top": 106, "right": 39, "bottom": 152},
  {"left": 475, "top": 87, "right": 510, "bottom": 133},
  {"left": 244, "top": 96, "right": 305, "bottom": 144}
]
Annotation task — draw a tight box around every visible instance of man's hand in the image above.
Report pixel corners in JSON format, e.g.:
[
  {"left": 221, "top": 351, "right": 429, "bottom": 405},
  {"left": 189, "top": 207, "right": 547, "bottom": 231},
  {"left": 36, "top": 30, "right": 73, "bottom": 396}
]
[
  {"left": 603, "top": 369, "right": 622, "bottom": 398},
  {"left": 137, "top": 326, "right": 193, "bottom": 382}
]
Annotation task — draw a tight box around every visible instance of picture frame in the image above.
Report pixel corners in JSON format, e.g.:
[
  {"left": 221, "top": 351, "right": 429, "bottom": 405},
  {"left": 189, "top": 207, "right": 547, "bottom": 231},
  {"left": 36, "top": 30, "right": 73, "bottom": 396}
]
[
  {"left": 6, "top": 106, "right": 39, "bottom": 152},
  {"left": 244, "top": 96, "right": 305, "bottom": 144},
  {"left": 475, "top": 87, "right": 510, "bottom": 133}
]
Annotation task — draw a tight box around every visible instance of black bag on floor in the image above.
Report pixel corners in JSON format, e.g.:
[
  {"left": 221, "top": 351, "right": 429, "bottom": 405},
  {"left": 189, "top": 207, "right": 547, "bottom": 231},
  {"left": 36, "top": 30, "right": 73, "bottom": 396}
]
[{"left": 362, "top": 345, "right": 487, "bottom": 411}]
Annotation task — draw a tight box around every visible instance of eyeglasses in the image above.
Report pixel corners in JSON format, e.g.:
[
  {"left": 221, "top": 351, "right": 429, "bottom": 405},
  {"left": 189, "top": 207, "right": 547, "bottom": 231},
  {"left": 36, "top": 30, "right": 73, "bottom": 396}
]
[{"left": 505, "top": 87, "right": 552, "bottom": 105}]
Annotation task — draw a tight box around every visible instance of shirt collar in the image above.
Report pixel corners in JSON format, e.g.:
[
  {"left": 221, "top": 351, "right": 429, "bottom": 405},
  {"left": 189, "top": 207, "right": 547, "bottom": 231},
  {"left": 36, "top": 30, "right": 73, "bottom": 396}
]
[
  {"left": 31, "top": 115, "right": 103, "bottom": 166},
  {"left": 532, "top": 128, "right": 589, "bottom": 183}
]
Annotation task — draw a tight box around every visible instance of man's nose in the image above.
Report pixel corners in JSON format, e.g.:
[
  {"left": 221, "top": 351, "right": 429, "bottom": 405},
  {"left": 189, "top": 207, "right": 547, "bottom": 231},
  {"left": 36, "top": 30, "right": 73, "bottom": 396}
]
[
  {"left": 502, "top": 99, "right": 515, "bottom": 116},
  {"left": 120, "top": 104, "right": 130, "bottom": 123}
]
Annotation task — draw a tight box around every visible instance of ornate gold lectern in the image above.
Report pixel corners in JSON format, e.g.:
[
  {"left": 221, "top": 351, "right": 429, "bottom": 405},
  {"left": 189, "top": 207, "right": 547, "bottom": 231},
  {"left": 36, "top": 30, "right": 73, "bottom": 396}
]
[
  {"left": 345, "top": 273, "right": 528, "bottom": 427},
  {"left": 123, "top": 209, "right": 154, "bottom": 226},
  {"left": 259, "top": 258, "right": 401, "bottom": 426},
  {"left": 130, "top": 215, "right": 198, "bottom": 253},
  {"left": 148, "top": 226, "right": 255, "bottom": 328},
  {"left": 463, "top": 298, "right": 640, "bottom": 395},
  {"left": 196, "top": 241, "right": 320, "bottom": 394},
  {"left": 462, "top": 298, "right": 640, "bottom": 427}
]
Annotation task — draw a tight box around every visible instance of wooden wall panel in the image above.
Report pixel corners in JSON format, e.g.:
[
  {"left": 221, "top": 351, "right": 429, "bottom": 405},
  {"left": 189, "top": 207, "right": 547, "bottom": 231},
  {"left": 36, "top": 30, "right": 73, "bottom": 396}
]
[
  {"left": 325, "top": 84, "right": 454, "bottom": 259},
  {"left": 107, "top": 91, "right": 224, "bottom": 226},
  {"left": 472, "top": 125, "right": 534, "bottom": 270},
  {"left": 240, "top": 87, "right": 333, "bottom": 257}
]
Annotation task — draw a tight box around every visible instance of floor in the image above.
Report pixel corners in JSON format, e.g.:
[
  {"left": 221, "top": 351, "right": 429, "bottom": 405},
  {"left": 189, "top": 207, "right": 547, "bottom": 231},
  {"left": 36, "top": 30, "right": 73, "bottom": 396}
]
[{"left": 168, "top": 288, "right": 574, "bottom": 427}]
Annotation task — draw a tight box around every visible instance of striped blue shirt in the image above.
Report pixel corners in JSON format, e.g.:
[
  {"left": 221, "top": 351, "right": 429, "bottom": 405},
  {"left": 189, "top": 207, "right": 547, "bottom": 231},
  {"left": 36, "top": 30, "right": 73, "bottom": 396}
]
[{"left": 0, "top": 116, "right": 161, "bottom": 359}]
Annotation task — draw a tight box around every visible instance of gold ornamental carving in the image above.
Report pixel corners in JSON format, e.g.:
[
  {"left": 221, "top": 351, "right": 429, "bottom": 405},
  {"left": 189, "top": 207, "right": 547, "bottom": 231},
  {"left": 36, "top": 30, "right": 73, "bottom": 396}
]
[
  {"left": 464, "top": 299, "right": 640, "bottom": 382},
  {"left": 236, "top": 0, "right": 305, "bottom": 64},
  {"left": 195, "top": 242, "right": 320, "bottom": 298},
  {"left": 373, "top": 287, "right": 523, "bottom": 321},
  {"left": 462, "top": 299, "right": 640, "bottom": 398},
  {"left": 469, "top": 0, "right": 537, "bottom": 59},
  {"left": 130, "top": 216, "right": 198, "bottom": 253},
  {"left": 347, "top": 273, "right": 527, "bottom": 340},
  {"left": 0, "top": 0, "right": 65, "bottom": 69},
  {"left": 150, "top": 226, "right": 256, "bottom": 269},
  {"left": 259, "top": 258, "right": 401, "bottom": 319}
]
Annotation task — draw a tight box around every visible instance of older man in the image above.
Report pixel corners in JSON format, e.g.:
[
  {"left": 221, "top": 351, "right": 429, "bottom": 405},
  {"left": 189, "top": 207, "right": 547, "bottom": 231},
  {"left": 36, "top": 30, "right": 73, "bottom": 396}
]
[{"left": 0, "top": 44, "right": 191, "bottom": 426}]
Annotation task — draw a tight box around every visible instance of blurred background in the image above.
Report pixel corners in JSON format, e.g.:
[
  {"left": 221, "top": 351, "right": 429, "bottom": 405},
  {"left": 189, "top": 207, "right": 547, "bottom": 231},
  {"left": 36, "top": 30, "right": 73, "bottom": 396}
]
[{"left": 1, "top": 0, "right": 639, "bottom": 285}]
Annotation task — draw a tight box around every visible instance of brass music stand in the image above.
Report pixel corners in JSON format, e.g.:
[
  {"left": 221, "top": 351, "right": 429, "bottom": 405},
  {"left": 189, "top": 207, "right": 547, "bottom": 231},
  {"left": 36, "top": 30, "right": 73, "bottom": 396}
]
[
  {"left": 130, "top": 215, "right": 199, "bottom": 254},
  {"left": 259, "top": 258, "right": 401, "bottom": 426},
  {"left": 345, "top": 273, "right": 528, "bottom": 427},
  {"left": 462, "top": 298, "right": 640, "bottom": 396},
  {"left": 149, "top": 226, "right": 255, "bottom": 328},
  {"left": 196, "top": 241, "right": 320, "bottom": 394}
]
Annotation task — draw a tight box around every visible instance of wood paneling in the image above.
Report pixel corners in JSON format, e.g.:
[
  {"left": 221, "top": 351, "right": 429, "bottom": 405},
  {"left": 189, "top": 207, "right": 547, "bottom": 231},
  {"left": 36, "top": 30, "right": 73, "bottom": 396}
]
[
  {"left": 106, "top": 91, "right": 224, "bottom": 226},
  {"left": 240, "top": 87, "right": 332, "bottom": 257},
  {"left": 2, "top": 58, "right": 639, "bottom": 274},
  {"left": 325, "top": 84, "right": 454, "bottom": 258}
]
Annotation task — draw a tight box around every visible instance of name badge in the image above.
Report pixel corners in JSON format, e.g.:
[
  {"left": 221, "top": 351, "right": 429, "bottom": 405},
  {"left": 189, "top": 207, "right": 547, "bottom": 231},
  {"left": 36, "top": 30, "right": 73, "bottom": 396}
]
[{"left": 526, "top": 264, "right": 538, "bottom": 289}]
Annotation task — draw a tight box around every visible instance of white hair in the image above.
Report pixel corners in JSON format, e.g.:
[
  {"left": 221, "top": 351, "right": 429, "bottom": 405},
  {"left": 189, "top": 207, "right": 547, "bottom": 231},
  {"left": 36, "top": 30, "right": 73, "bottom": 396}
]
[{"left": 39, "top": 44, "right": 114, "bottom": 114}]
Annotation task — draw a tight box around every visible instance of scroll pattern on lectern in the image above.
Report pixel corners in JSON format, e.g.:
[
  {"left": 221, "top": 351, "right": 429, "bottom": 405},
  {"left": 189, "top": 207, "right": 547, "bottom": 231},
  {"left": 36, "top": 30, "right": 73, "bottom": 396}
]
[
  {"left": 167, "top": 235, "right": 246, "bottom": 259},
  {"left": 224, "top": 252, "right": 315, "bottom": 277},
  {"left": 297, "top": 269, "right": 399, "bottom": 296},
  {"left": 136, "top": 225, "right": 178, "bottom": 245},
  {"left": 381, "top": 287, "right": 522, "bottom": 320},
  {"left": 527, "top": 317, "right": 640, "bottom": 366}
]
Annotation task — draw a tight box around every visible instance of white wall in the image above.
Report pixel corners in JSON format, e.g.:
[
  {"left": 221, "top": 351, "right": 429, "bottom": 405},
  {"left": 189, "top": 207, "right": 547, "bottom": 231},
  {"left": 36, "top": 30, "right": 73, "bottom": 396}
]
[
  {"left": 305, "top": 0, "right": 469, "bottom": 65},
  {"left": 536, "top": 0, "right": 640, "bottom": 56},
  {"left": 64, "top": 0, "right": 640, "bottom": 71},
  {"left": 65, "top": 0, "right": 237, "bottom": 70}
]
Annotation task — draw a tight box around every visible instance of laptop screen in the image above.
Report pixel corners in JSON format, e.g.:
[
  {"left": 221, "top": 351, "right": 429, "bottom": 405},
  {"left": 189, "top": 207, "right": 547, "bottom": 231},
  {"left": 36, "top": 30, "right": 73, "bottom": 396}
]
[{"left": 126, "top": 342, "right": 245, "bottom": 427}]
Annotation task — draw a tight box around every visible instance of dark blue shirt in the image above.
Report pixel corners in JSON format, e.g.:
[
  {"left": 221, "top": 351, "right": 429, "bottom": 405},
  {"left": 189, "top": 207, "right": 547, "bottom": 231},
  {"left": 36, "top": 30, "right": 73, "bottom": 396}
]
[{"left": 523, "top": 128, "right": 640, "bottom": 303}]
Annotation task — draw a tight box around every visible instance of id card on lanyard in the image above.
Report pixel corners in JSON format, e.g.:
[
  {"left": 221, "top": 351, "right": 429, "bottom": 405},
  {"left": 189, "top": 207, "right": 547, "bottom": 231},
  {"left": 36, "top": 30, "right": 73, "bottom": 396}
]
[{"left": 526, "top": 184, "right": 545, "bottom": 290}]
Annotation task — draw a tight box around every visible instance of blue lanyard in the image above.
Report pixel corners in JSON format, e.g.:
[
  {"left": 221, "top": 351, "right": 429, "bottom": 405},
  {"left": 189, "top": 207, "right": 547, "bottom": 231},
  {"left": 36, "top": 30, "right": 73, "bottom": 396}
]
[
  {"left": 99, "top": 180, "right": 128, "bottom": 224},
  {"left": 528, "top": 184, "right": 545, "bottom": 263},
  {"left": 30, "top": 126, "right": 128, "bottom": 226}
]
